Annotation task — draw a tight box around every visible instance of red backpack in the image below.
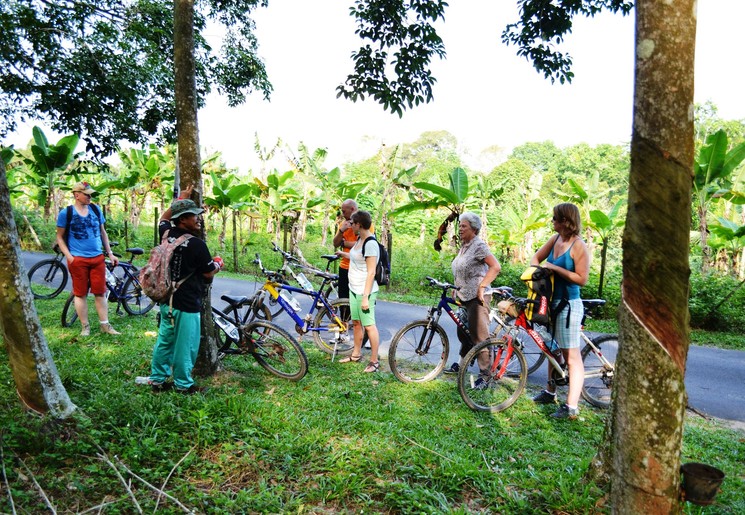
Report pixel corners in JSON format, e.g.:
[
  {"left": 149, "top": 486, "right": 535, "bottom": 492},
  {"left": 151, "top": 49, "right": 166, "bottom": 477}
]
[{"left": 138, "top": 231, "right": 194, "bottom": 310}]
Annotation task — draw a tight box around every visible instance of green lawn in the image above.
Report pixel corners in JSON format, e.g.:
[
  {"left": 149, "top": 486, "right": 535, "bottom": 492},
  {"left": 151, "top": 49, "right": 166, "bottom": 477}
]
[{"left": 0, "top": 295, "right": 742, "bottom": 513}]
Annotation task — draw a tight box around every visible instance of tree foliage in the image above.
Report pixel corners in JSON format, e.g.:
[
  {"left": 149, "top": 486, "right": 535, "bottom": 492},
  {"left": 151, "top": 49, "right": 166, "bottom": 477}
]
[
  {"left": 0, "top": 0, "right": 271, "bottom": 156},
  {"left": 502, "top": 0, "right": 633, "bottom": 84}
]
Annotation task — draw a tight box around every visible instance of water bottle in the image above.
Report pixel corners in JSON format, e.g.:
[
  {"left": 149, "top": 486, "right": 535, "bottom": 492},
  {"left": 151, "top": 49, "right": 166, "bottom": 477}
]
[
  {"left": 215, "top": 314, "right": 240, "bottom": 341},
  {"left": 296, "top": 272, "right": 314, "bottom": 291},
  {"left": 134, "top": 376, "right": 151, "bottom": 385},
  {"left": 105, "top": 268, "right": 117, "bottom": 288},
  {"left": 280, "top": 290, "right": 302, "bottom": 312}
]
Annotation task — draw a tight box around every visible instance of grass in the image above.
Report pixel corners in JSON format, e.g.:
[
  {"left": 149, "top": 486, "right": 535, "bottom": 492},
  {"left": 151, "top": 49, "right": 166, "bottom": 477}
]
[{"left": 0, "top": 295, "right": 743, "bottom": 513}]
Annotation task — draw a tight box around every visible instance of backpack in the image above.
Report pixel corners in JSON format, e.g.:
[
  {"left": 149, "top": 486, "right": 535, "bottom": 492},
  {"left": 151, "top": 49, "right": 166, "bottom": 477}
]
[
  {"left": 361, "top": 235, "right": 390, "bottom": 286},
  {"left": 520, "top": 265, "right": 553, "bottom": 326},
  {"left": 138, "top": 230, "right": 194, "bottom": 311},
  {"left": 64, "top": 204, "right": 102, "bottom": 245}
]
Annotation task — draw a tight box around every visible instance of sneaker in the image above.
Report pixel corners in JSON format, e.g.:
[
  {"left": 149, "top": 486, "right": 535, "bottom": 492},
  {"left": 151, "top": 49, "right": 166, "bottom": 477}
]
[
  {"left": 151, "top": 381, "right": 173, "bottom": 393},
  {"left": 176, "top": 384, "right": 208, "bottom": 395},
  {"left": 443, "top": 362, "right": 460, "bottom": 375},
  {"left": 80, "top": 324, "right": 90, "bottom": 337},
  {"left": 533, "top": 390, "right": 558, "bottom": 404},
  {"left": 472, "top": 376, "right": 489, "bottom": 390},
  {"left": 100, "top": 323, "right": 121, "bottom": 335},
  {"left": 551, "top": 403, "right": 579, "bottom": 420}
]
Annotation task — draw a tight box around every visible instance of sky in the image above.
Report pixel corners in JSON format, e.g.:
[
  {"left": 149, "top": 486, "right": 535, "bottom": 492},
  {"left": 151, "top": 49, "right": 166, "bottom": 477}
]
[{"left": 6, "top": 0, "right": 745, "bottom": 173}]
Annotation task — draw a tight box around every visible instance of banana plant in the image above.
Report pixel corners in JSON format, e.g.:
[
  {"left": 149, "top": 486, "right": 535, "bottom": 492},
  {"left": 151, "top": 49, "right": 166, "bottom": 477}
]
[
  {"left": 693, "top": 129, "right": 745, "bottom": 272},
  {"left": 204, "top": 170, "right": 255, "bottom": 249},
  {"left": 16, "top": 126, "right": 81, "bottom": 220},
  {"left": 390, "top": 167, "right": 469, "bottom": 250},
  {"left": 588, "top": 199, "right": 626, "bottom": 297}
]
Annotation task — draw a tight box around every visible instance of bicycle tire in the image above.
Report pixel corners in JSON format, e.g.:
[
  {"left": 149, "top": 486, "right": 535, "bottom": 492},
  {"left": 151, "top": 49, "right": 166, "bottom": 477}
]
[
  {"left": 215, "top": 302, "right": 272, "bottom": 348},
  {"left": 61, "top": 294, "right": 78, "bottom": 327},
  {"left": 388, "top": 320, "right": 449, "bottom": 383},
  {"left": 311, "top": 298, "right": 354, "bottom": 356},
  {"left": 28, "top": 259, "right": 68, "bottom": 299},
  {"left": 252, "top": 289, "right": 284, "bottom": 320},
  {"left": 458, "top": 337, "right": 528, "bottom": 413},
  {"left": 244, "top": 321, "right": 308, "bottom": 381},
  {"left": 581, "top": 334, "right": 617, "bottom": 408},
  {"left": 121, "top": 276, "right": 155, "bottom": 315},
  {"left": 492, "top": 318, "right": 546, "bottom": 375}
]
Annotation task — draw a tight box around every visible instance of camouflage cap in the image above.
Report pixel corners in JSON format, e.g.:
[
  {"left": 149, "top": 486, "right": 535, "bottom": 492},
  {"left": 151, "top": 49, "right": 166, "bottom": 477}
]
[{"left": 170, "top": 199, "right": 204, "bottom": 220}]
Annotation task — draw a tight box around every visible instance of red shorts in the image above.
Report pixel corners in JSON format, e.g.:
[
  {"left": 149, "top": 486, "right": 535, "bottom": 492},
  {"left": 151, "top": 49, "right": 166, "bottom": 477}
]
[{"left": 68, "top": 255, "right": 107, "bottom": 296}]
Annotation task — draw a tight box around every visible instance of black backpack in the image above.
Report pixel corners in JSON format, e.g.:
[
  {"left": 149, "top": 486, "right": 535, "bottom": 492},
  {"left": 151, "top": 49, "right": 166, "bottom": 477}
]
[{"left": 361, "top": 235, "right": 390, "bottom": 286}]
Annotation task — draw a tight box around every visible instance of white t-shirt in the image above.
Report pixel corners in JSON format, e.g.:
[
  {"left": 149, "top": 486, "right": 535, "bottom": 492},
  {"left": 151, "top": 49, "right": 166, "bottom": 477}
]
[{"left": 348, "top": 237, "right": 380, "bottom": 295}]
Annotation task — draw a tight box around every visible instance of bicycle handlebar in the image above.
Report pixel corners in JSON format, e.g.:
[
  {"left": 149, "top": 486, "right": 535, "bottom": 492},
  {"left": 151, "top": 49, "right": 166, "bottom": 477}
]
[{"left": 425, "top": 276, "right": 459, "bottom": 291}]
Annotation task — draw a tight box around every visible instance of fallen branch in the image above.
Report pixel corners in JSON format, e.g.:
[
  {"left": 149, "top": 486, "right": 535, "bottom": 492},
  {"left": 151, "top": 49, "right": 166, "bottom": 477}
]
[
  {"left": 155, "top": 447, "right": 194, "bottom": 512},
  {"left": 0, "top": 431, "right": 18, "bottom": 515},
  {"left": 402, "top": 435, "right": 454, "bottom": 463},
  {"left": 114, "top": 457, "right": 194, "bottom": 514},
  {"left": 77, "top": 495, "right": 129, "bottom": 514},
  {"left": 17, "top": 456, "right": 56, "bottom": 514},
  {"left": 96, "top": 451, "right": 143, "bottom": 514}
]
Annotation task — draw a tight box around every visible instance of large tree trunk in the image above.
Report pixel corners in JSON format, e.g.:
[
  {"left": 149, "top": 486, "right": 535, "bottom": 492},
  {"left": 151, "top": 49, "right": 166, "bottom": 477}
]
[
  {"left": 174, "top": 0, "right": 219, "bottom": 377},
  {"left": 0, "top": 161, "right": 77, "bottom": 418},
  {"left": 591, "top": 1, "right": 696, "bottom": 512}
]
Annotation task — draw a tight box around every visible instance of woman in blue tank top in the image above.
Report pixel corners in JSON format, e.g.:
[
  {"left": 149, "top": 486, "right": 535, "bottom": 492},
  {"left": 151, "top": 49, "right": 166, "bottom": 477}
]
[{"left": 529, "top": 203, "right": 590, "bottom": 420}]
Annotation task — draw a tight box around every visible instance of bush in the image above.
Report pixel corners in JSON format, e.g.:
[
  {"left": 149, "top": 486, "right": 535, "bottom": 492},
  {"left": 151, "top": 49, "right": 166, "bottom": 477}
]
[{"left": 690, "top": 271, "right": 745, "bottom": 332}]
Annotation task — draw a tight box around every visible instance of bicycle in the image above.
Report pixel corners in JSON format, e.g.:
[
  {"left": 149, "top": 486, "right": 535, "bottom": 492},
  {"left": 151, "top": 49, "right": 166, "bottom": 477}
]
[
  {"left": 457, "top": 288, "right": 617, "bottom": 413},
  {"left": 388, "top": 276, "right": 480, "bottom": 383},
  {"left": 259, "top": 242, "right": 341, "bottom": 319},
  {"left": 61, "top": 245, "right": 155, "bottom": 327},
  {"left": 212, "top": 298, "right": 308, "bottom": 381},
  {"left": 254, "top": 253, "right": 353, "bottom": 357},
  {"left": 27, "top": 243, "right": 68, "bottom": 299}
]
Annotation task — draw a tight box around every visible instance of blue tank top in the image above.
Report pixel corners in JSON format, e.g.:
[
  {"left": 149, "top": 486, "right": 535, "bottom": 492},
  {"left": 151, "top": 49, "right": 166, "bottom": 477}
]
[{"left": 547, "top": 239, "right": 580, "bottom": 300}]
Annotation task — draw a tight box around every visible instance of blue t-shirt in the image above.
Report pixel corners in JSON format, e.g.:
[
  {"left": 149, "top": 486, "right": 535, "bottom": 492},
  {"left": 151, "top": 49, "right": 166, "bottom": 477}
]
[{"left": 56, "top": 205, "right": 106, "bottom": 258}]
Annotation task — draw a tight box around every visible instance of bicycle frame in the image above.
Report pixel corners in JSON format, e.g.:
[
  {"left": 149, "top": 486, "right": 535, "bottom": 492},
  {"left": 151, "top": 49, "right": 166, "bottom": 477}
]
[
  {"left": 411, "top": 277, "right": 472, "bottom": 355},
  {"left": 495, "top": 295, "right": 613, "bottom": 386},
  {"left": 255, "top": 254, "right": 347, "bottom": 335},
  {"left": 263, "top": 279, "right": 345, "bottom": 334}
]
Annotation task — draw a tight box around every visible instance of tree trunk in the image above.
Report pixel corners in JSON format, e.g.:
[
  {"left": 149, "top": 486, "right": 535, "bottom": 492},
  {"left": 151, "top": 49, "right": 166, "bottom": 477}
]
[
  {"left": 0, "top": 160, "right": 77, "bottom": 418},
  {"left": 174, "top": 0, "right": 219, "bottom": 377},
  {"left": 590, "top": 2, "right": 696, "bottom": 512}
]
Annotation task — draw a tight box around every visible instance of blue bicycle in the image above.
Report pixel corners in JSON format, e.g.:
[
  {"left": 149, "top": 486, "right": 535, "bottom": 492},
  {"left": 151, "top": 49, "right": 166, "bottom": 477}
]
[
  {"left": 254, "top": 254, "right": 353, "bottom": 358},
  {"left": 388, "top": 276, "right": 476, "bottom": 382}
]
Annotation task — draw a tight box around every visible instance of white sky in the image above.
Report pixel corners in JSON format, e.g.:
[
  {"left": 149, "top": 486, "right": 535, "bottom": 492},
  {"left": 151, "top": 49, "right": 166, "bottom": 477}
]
[{"left": 6, "top": 0, "right": 745, "bottom": 173}]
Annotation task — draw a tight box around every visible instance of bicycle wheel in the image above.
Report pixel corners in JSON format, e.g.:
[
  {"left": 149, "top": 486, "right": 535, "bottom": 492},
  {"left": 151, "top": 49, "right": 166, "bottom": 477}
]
[
  {"left": 492, "top": 319, "right": 545, "bottom": 375},
  {"left": 244, "top": 321, "right": 308, "bottom": 381},
  {"left": 61, "top": 294, "right": 78, "bottom": 327},
  {"left": 311, "top": 298, "right": 354, "bottom": 356},
  {"left": 581, "top": 334, "right": 617, "bottom": 408},
  {"left": 388, "top": 320, "right": 449, "bottom": 383},
  {"left": 121, "top": 276, "right": 155, "bottom": 315},
  {"left": 215, "top": 301, "right": 272, "bottom": 348},
  {"left": 28, "top": 259, "right": 68, "bottom": 299},
  {"left": 458, "top": 338, "right": 528, "bottom": 413}
]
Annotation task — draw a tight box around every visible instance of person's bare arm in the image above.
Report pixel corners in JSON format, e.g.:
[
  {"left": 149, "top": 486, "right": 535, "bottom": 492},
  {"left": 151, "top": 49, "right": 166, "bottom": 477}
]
[{"left": 161, "top": 184, "right": 195, "bottom": 221}]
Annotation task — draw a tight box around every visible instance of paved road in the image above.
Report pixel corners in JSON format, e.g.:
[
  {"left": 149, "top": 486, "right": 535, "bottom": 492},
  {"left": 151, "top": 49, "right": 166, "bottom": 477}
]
[{"left": 21, "top": 250, "right": 745, "bottom": 423}]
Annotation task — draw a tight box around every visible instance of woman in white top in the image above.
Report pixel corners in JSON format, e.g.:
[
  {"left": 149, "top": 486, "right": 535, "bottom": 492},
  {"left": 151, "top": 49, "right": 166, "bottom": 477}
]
[{"left": 335, "top": 210, "right": 381, "bottom": 372}]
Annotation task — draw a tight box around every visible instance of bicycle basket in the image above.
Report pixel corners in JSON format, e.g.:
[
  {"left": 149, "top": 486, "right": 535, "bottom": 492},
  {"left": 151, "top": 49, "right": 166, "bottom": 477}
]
[{"left": 497, "top": 299, "right": 520, "bottom": 318}]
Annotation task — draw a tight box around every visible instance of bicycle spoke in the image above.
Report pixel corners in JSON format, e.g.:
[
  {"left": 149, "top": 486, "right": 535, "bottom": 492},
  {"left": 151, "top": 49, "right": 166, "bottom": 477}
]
[
  {"left": 458, "top": 340, "right": 528, "bottom": 412},
  {"left": 389, "top": 321, "right": 448, "bottom": 382}
]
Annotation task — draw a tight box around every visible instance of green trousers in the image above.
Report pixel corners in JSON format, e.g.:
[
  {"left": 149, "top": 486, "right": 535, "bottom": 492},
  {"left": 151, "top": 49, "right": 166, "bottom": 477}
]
[{"left": 151, "top": 304, "right": 201, "bottom": 390}]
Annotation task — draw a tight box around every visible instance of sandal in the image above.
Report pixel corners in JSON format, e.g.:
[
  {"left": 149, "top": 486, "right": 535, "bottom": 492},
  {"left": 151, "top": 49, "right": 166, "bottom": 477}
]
[
  {"left": 339, "top": 354, "right": 361, "bottom": 364},
  {"left": 363, "top": 361, "right": 380, "bottom": 373}
]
